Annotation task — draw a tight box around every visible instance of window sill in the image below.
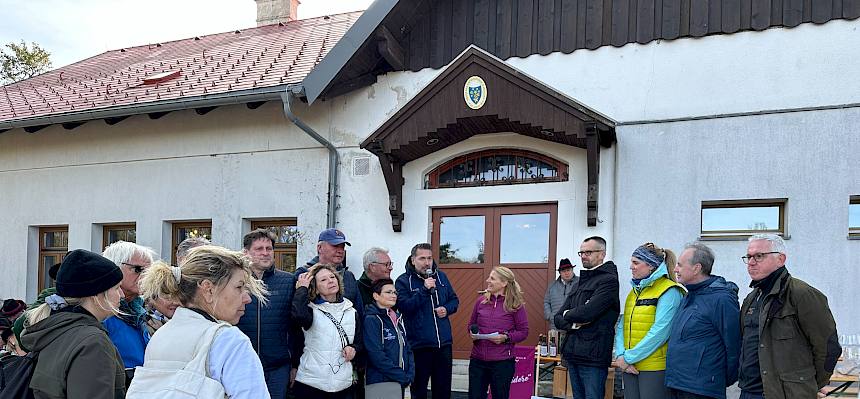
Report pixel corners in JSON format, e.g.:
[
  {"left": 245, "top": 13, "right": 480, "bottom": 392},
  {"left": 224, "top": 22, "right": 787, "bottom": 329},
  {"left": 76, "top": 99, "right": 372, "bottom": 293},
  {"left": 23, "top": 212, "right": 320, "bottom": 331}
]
[
  {"left": 699, "top": 234, "right": 791, "bottom": 241},
  {"left": 849, "top": 235, "right": 860, "bottom": 240}
]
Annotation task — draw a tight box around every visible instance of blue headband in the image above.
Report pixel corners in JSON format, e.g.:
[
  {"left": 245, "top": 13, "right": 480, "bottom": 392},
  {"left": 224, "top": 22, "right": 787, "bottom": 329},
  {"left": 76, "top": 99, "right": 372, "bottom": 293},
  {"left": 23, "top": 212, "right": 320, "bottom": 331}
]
[{"left": 632, "top": 245, "right": 663, "bottom": 269}]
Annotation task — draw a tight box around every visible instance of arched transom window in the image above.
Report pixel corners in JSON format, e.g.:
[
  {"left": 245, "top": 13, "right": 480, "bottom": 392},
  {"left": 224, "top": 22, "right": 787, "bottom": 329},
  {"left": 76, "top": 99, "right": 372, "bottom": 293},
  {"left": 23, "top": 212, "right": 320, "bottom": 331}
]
[{"left": 425, "top": 149, "right": 569, "bottom": 189}]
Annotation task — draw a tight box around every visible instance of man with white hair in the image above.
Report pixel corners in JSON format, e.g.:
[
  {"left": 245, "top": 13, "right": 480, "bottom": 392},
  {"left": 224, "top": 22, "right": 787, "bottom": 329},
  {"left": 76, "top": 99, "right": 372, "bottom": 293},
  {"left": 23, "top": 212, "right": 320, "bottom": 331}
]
[
  {"left": 357, "top": 247, "right": 393, "bottom": 306},
  {"left": 101, "top": 240, "right": 157, "bottom": 369},
  {"left": 737, "top": 234, "right": 841, "bottom": 399}
]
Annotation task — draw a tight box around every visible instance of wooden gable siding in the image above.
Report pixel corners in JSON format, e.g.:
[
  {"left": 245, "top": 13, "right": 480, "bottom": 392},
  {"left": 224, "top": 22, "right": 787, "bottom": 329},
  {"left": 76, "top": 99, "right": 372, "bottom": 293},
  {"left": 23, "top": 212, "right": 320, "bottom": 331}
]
[{"left": 404, "top": 0, "right": 860, "bottom": 70}]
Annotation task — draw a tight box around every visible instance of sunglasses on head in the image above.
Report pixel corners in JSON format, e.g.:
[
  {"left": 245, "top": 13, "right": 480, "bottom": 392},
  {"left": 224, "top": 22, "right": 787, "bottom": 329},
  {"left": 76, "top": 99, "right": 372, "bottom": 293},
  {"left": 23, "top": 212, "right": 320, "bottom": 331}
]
[{"left": 122, "top": 262, "right": 146, "bottom": 274}]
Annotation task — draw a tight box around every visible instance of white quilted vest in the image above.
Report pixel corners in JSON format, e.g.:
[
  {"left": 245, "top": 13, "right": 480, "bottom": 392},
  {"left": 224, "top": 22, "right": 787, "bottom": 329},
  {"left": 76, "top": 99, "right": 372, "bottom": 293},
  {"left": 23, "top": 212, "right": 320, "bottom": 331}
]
[{"left": 296, "top": 299, "right": 357, "bottom": 392}]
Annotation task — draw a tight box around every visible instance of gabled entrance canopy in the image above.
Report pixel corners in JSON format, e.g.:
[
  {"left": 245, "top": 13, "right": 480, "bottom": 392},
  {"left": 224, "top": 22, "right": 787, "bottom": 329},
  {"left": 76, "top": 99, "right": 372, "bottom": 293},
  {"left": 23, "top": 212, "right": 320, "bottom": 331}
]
[{"left": 360, "top": 46, "right": 616, "bottom": 231}]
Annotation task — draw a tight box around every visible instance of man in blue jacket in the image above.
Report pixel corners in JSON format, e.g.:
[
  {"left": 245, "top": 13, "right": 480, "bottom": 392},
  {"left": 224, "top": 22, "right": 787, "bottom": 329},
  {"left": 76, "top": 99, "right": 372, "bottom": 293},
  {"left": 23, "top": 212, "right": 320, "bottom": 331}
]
[
  {"left": 396, "top": 242, "right": 459, "bottom": 399},
  {"left": 236, "top": 228, "right": 295, "bottom": 399},
  {"left": 666, "top": 242, "right": 740, "bottom": 399}
]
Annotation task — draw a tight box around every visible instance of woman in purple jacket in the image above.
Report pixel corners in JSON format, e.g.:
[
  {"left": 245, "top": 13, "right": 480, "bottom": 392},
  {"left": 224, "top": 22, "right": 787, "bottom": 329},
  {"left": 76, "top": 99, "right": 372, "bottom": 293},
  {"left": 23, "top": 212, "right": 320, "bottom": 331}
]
[{"left": 467, "top": 266, "right": 529, "bottom": 399}]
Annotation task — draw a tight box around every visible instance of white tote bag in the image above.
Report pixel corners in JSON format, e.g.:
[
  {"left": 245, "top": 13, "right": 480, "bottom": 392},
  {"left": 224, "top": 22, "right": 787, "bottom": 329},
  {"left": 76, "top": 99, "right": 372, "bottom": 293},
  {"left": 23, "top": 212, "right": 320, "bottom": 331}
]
[{"left": 126, "top": 322, "right": 229, "bottom": 398}]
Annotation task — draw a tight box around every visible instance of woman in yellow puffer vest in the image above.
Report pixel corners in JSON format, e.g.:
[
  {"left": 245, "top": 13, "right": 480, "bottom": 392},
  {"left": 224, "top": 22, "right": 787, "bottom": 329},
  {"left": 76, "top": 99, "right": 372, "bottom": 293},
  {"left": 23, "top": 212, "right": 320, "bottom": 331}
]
[{"left": 614, "top": 243, "right": 685, "bottom": 399}]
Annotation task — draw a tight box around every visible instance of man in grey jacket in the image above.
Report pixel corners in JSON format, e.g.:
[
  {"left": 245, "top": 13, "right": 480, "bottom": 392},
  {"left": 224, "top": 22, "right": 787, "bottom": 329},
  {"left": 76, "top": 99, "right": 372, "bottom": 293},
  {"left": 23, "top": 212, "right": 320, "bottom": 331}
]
[{"left": 544, "top": 258, "right": 579, "bottom": 333}]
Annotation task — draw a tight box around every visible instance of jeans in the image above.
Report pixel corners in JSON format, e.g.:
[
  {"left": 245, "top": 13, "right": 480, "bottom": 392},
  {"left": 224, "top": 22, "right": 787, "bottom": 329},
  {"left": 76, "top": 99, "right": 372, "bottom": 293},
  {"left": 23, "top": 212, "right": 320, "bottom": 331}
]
[
  {"left": 567, "top": 363, "right": 609, "bottom": 399},
  {"left": 467, "top": 358, "right": 516, "bottom": 399},
  {"left": 411, "top": 345, "right": 453, "bottom": 399},
  {"left": 265, "top": 364, "right": 291, "bottom": 399},
  {"left": 669, "top": 388, "right": 717, "bottom": 399}
]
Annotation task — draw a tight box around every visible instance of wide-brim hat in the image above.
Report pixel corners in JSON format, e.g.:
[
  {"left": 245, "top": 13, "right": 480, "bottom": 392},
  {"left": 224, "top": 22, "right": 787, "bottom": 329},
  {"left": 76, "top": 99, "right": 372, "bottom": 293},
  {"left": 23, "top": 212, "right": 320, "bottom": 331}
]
[{"left": 557, "top": 258, "right": 574, "bottom": 271}]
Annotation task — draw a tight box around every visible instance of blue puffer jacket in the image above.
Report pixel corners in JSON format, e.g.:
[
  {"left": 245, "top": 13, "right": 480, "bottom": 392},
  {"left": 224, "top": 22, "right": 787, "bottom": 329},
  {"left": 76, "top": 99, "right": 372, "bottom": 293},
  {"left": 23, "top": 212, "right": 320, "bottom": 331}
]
[
  {"left": 103, "top": 315, "right": 149, "bottom": 368},
  {"left": 394, "top": 259, "right": 459, "bottom": 349},
  {"left": 363, "top": 304, "right": 414, "bottom": 387},
  {"left": 666, "top": 275, "right": 741, "bottom": 399},
  {"left": 236, "top": 266, "right": 295, "bottom": 370}
]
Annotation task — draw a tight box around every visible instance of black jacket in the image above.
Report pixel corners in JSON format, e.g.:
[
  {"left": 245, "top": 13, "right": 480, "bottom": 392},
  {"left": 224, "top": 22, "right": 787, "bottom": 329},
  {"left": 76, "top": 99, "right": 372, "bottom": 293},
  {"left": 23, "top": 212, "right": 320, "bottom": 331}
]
[{"left": 554, "top": 261, "right": 620, "bottom": 368}]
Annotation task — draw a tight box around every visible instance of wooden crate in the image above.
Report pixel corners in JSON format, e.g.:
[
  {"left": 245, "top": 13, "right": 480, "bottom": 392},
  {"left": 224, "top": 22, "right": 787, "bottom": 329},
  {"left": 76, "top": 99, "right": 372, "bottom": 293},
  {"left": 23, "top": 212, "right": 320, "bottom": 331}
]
[{"left": 552, "top": 366, "right": 615, "bottom": 399}]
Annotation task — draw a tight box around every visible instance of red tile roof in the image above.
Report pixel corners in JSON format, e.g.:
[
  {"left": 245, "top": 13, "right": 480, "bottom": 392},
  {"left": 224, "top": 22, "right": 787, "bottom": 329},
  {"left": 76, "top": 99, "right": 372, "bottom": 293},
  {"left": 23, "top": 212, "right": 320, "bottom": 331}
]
[{"left": 0, "top": 12, "right": 361, "bottom": 125}]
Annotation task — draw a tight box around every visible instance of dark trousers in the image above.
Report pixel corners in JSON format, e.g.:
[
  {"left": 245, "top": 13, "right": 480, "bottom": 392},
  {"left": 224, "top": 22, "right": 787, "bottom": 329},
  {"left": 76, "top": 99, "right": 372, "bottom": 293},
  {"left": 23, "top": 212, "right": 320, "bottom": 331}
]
[
  {"left": 567, "top": 363, "right": 608, "bottom": 399},
  {"left": 467, "top": 358, "right": 516, "bottom": 399},
  {"left": 293, "top": 381, "right": 354, "bottom": 399},
  {"left": 411, "top": 345, "right": 453, "bottom": 399},
  {"left": 739, "top": 391, "right": 764, "bottom": 399},
  {"left": 669, "top": 388, "right": 718, "bottom": 399},
  {"left": 264, "top": 364, "right": 290, "bottom": 399}
]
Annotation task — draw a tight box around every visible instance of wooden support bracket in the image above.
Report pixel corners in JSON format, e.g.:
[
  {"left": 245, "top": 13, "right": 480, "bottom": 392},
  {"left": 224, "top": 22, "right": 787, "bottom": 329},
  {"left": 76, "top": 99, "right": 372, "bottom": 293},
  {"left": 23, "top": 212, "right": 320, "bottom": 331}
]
[
  {"left": 376, "top": 25, "right": 406, "bottom": 71},
  {"left": 375, "top": 147, "right": 405, "bottom": 232}
]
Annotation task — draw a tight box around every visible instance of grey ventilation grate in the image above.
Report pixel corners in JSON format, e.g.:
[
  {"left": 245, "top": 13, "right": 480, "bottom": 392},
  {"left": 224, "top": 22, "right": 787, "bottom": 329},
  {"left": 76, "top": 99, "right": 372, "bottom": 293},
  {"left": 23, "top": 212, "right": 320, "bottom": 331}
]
[{"left": 352, "top": 156, "right": 371, "bottom": 177}]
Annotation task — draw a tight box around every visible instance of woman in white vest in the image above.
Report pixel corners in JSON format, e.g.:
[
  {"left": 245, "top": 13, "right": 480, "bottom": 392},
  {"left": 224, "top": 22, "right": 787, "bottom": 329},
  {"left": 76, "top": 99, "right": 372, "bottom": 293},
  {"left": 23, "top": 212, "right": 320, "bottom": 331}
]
[
  {"left": 127, "top": 245, "right": 270, "bottom": 398},
  {"left": 292, "top": 263, "right": 362, "bottom": 398}
]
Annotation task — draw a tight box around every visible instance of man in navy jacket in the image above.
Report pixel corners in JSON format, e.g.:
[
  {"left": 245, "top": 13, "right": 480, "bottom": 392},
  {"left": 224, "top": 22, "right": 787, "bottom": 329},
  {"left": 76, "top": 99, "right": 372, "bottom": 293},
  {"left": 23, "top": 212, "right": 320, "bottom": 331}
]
[
  {"left": 396, "top": 242, "right": 459, "bottom": 399},
  {"left": 666, "top": 242, "right": 740, "bottom": 399},
  {"left": 236, "top": 228, "right": 295, "bottom": 399}
]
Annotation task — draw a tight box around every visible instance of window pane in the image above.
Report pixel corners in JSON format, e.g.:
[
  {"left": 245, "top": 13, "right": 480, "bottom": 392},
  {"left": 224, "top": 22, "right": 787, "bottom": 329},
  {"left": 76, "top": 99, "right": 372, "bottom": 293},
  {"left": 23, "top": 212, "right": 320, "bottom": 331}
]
[
  {"left": 702, "top": 206, "right": 780, "bottom": 232},
  {"left": 255, "top": 224, "right": 299, "bottom": 246},
  {"left": 43, "top": 255, "right": 59, "bottom": 288},
  {"left": 850, "top": 203, "right": 860, "bottom": 229},
  {"left": 108, "top": 228, "right": 136, "bottom": 244},
  {"left": 438, "top": 216, "right": 485, "bottom": 264},
  {"left": 43, "top": 230, "right": 68, "bottom": 249},
  {"left": 278, "top": 253, "right": 297, "bottom": 273},
  {"left": 500, "top": 213, "right": 550, "bottom": 263},
  {"left": 178, "top": 226, "right": 212, "bottom": 241}
]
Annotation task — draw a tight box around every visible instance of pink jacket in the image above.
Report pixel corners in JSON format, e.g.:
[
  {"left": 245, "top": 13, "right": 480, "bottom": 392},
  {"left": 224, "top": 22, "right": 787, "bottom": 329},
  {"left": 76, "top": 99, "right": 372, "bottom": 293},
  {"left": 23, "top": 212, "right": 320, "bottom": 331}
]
[{"left": 468, "top": 294, "right": 529, "bottom": 361}]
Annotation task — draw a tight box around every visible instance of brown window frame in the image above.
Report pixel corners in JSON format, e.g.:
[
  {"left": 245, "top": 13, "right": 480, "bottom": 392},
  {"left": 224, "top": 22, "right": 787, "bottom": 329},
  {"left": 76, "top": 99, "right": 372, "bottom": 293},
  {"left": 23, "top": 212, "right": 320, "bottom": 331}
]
[
  {"left": 700, "top": 198, "right": 788, "bottom": 239},
  {"left": 850, "top": 196, "right": 860, "bottom": 238},
  {"left": 171, "top": 220, "right": 213, "bottom": 264},
  {"left": 38, "top": 225, "right": 69, "bottom": 292},
  {"left": 102, "top": 223, "right": 136, "bottom": 248},
  {"left": 425, "top": 149, "right": 569, "bottom": 189},
  {"left": 250, "top": 219, "right": 299, "bottom": 273}
]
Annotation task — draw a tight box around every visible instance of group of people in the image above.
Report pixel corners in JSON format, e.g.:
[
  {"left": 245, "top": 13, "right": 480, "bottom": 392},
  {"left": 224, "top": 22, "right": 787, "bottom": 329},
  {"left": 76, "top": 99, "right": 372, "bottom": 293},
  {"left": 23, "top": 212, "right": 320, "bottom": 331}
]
[
  {"left": 544, "top": 234, "right": 841, "bottom": 399},
  {"left": 1, "top": 230, "right": 842, "bottom": 399},
  {"left": 0, "top": 227, "right": 535, "bottom": 399}
]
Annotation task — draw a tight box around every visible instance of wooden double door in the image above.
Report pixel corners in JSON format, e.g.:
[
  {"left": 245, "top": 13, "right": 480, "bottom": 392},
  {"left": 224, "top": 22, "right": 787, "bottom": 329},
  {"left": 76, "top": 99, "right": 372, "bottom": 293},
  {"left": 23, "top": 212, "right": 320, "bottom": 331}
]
[{"left": 431, "top": 203, "right": 558, "bottom": 359}]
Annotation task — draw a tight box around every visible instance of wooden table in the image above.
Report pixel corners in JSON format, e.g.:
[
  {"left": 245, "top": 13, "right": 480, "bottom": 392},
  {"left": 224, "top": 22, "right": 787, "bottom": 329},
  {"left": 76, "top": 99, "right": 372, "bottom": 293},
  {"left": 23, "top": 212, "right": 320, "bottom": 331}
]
[{"left": 829, "top": 372, "right": 859, "bottom": 397}]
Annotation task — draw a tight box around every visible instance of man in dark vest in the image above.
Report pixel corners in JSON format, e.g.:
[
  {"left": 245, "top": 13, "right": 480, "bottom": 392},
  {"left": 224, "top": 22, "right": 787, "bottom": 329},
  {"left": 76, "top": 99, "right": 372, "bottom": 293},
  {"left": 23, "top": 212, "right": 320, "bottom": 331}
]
[
  {"left": 236, "top": 228, "right": 295, "bottom": 399},
  {"left": 357, "top": 247, "right": 394, "bottom": 307}
]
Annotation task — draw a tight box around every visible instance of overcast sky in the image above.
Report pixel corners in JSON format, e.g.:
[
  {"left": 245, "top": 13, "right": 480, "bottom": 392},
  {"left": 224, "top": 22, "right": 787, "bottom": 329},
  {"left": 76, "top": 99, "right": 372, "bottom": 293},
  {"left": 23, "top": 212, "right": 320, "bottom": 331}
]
[{"left": 0, "top": 0, "right": 374, "bottom": 69}]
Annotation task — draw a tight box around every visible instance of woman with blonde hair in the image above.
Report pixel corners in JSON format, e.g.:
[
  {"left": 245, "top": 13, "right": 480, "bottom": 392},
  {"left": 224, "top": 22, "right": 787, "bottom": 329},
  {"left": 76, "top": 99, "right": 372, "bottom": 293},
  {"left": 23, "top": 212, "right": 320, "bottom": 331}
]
[
  {"left": 20, "top": 249, "right": 126, "bottom": 398},
  {"left": 467, "top": 266, "right": 529, "bottom": 399},
  {"left": 614, "top": 243, "right": 684, "bottom": 399},
  {"left": 126, "top": 245, "right": 270, "bottom": 398},
  {"left": 291, "top": 263, "right": 363, "bottom": 398}
]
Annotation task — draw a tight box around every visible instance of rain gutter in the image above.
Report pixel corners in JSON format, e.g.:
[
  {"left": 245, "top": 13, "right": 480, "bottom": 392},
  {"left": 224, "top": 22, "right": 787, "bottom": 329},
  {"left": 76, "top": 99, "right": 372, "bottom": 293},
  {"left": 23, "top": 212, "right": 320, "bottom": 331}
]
[{"left": 282, "top": 85, "right": 338, "bottom": 228}]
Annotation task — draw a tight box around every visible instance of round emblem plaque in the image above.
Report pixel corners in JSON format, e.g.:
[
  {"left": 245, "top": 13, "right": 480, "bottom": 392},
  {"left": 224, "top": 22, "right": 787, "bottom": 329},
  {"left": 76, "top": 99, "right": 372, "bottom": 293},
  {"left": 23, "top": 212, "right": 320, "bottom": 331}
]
[{"left": 464, "top": 76, "right": 487, "bottom": 110}]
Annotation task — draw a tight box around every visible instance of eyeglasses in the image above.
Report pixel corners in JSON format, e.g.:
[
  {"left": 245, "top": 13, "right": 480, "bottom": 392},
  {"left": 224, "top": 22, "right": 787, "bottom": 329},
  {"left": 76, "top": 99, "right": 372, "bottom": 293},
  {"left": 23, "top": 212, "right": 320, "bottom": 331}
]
[
  {"left": 577, "top": 250, "right": 604, "bottom": 256},
  {"left": 122, "top": 262, "right": 147, "bottom": 274},
  {"left": 380, "top": 290, "right": 398, "bottom": 295},
  {"left": 328, "top": 355, "right": 346, "bottom": 374},
  {"left": 371, "top": 261, "right": 394, "bottom": 268},
  {"left": 741, "top": 252, "right": 780, "bottom": 264}
]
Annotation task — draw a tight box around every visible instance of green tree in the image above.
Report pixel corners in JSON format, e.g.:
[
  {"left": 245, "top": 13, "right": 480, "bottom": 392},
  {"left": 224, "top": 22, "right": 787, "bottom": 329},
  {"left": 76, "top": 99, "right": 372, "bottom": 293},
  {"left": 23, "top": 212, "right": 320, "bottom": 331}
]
[{"left": 1, "top": 41, "right": 52, "bottom": 84}]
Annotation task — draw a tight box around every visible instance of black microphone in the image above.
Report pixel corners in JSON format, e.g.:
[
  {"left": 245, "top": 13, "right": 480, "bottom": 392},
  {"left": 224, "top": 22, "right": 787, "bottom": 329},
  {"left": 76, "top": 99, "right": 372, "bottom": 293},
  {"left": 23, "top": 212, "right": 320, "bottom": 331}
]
[
  {"left": 470, "top": 324, "right": 479, "bottom": 335},
  {"left": 426, "top": 268, "right": 438, "bottom": 295}
]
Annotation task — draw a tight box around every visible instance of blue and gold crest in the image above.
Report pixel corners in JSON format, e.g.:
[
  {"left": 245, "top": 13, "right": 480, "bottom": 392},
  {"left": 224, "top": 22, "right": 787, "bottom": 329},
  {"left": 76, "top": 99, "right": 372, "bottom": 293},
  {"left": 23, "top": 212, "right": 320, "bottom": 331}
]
[{"left": 463, "top": 76, "right": 487, "bottom": 110}]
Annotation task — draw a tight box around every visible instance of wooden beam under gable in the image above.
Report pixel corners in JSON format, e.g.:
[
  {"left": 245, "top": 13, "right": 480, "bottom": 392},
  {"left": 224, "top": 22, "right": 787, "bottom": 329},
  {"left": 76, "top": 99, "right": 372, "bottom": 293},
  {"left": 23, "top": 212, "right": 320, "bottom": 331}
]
[
  {"left": 375, "top": 147, "right": 405, "bottom": 232},
  {"left": 376, "top": 25, "right": 407, "bottom": 70}
]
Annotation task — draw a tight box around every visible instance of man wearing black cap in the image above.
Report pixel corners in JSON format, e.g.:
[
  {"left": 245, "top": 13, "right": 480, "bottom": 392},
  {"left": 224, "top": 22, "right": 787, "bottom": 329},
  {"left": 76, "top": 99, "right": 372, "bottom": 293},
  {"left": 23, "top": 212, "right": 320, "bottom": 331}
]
[{"left": 544, "top": 258, "right": 579, "bottom": 331}]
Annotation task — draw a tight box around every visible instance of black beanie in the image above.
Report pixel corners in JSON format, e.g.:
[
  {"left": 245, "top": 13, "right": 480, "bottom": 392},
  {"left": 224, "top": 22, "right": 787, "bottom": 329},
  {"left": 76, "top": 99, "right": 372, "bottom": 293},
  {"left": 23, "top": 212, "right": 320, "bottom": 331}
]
[{"left": 56, "top": 249, "right": 124, "bottom": 298}]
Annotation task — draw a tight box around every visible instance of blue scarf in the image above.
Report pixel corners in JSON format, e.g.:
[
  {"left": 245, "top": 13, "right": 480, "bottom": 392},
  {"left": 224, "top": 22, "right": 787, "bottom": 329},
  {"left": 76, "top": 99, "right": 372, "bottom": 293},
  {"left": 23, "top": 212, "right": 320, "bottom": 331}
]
[{"left": 117, "top": 296, "right": 147, "bottom": 328}]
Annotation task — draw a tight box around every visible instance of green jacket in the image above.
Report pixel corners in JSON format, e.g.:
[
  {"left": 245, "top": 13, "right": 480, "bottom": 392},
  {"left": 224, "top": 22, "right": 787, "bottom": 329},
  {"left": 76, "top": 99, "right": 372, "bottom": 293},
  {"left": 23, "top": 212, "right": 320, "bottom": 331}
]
[
  {"left": 740, "top": 269, "right": 841, "bottom": 399},
  {"left": 21, "top": 311, "right": 126, "bottom": 399}
]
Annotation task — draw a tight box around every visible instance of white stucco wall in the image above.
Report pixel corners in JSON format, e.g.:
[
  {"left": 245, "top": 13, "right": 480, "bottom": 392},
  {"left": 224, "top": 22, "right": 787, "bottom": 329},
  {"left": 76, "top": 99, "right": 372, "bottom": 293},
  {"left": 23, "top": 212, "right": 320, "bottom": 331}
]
[{"left": 0, "top": 103, "right": 333, "bottom": 299}]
